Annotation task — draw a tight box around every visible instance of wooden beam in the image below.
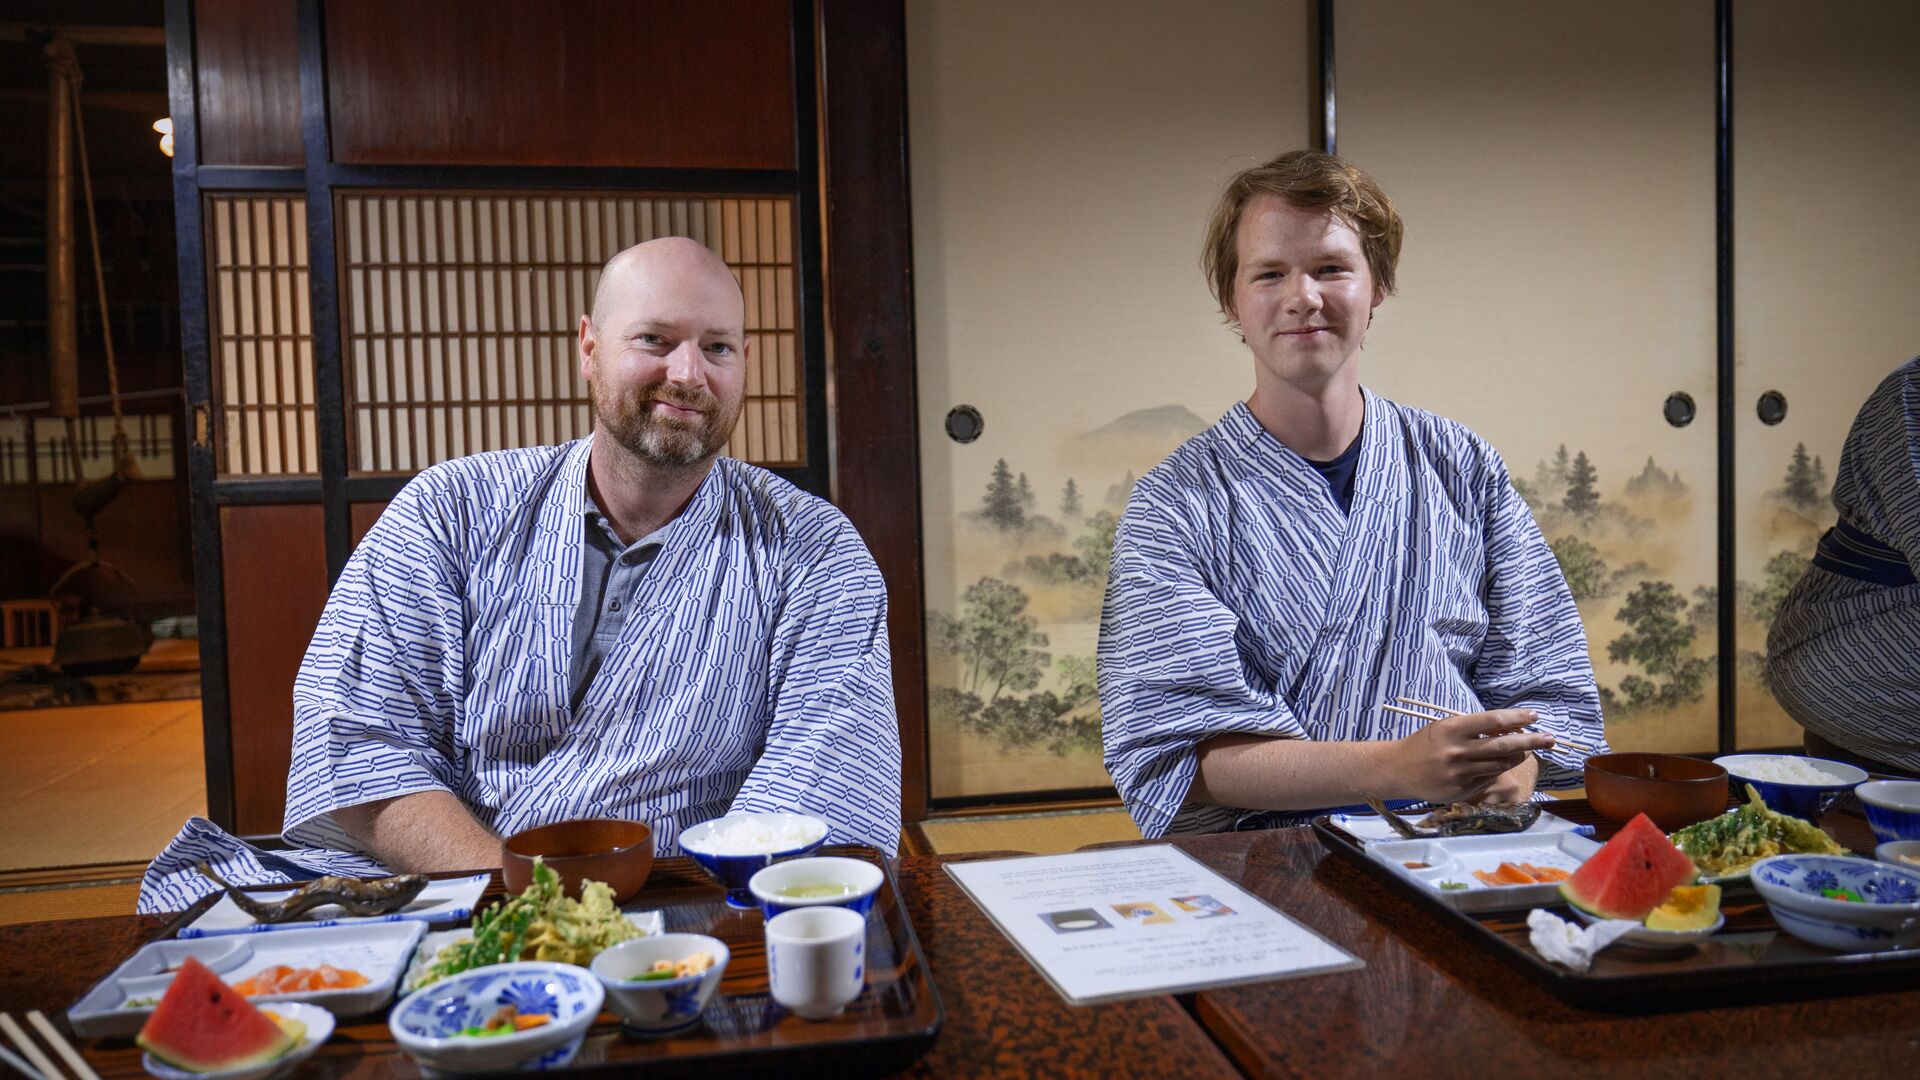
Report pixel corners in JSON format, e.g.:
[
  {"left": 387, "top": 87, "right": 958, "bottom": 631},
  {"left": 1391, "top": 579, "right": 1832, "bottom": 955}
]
[{"left": 818, "top": 0, "right": 930, "bottom": 824}]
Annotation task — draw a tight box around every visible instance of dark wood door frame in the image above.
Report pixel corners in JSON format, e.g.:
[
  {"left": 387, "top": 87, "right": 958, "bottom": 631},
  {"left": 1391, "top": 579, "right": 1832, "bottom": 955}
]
[{"left": 818, "top": 0, "right": 930, "bottom": 824}]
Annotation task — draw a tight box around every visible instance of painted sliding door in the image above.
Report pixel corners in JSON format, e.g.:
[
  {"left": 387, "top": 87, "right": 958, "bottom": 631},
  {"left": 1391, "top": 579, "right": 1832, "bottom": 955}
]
[
  {"left": 908, "top": 0, "right": 1313, "bottom": 801},
  {"left": 1731, "top": 2, "right": 1920, "bottom": 748},
  {"left": 1340, "top": 1, "right": 1722, "bottom": 752}
]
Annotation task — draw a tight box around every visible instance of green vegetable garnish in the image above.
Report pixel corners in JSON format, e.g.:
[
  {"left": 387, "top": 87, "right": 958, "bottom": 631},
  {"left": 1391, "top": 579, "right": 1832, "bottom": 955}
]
[
  {"left": 1820, "top": 887, "right": 1864, "bottom": 903},
  {"left": 417, "top": 858, "right": 639, "bottom": 988},
  {"left": 1439, "top": 881, "right": 1468, "bottom": 891},
  {"left": 627, "top": 970, "right": 679, "bottom": 982}
]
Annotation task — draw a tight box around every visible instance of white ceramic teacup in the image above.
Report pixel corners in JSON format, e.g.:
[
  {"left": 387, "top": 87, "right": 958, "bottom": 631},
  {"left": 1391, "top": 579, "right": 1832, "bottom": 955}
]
[{"left": 764, "top": 905, "right": 867, "bottom": 1020}]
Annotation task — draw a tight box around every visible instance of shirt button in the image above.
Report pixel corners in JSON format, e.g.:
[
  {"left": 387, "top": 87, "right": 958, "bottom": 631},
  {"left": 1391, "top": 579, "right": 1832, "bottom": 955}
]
[
  {"left": 622, "top": 553, "right": 639, "bottom": 565},
  {"left": 609, "top": 599, "right": 622, "bottom": 612}
]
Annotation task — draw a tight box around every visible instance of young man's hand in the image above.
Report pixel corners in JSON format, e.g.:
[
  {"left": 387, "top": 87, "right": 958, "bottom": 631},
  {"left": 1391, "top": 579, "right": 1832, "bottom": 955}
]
[{"left": 1388, "top": 709, "right": 1554, "bottom": 804}]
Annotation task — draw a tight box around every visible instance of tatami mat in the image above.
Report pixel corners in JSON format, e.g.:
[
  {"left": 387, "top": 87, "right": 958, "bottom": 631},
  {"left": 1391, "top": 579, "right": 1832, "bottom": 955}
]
[
  {"left": 916, "top": 807, "right": 1142, "bottom": 855},
  {"left": 0, "top": 699, "right": 206, "bottom": 872},
  {"left": 0, "top": 881, "right": 143, "bottom": 926}
]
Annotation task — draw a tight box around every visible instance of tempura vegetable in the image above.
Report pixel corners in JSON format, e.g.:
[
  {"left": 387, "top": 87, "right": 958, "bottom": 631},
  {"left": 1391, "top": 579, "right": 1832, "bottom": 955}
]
[
  {"left": 418, "top": 858, "right": 639, "bottom": 986},
  {"left": 1668, "top": 783, "right": 1846, "bottom": 877}
]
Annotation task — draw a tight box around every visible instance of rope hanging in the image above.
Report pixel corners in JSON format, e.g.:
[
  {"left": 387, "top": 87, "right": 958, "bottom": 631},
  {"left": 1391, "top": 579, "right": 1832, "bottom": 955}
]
[{"left": 55, "top": 48, "right": 136, "bottom": 480}]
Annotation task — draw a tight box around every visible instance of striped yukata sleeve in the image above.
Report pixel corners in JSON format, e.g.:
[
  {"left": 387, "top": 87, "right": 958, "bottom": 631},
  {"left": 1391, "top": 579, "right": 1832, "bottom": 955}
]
[
  {"left": 1099, "top": 478, "right": 1306, "bottom": 839},
  {"left": 282, "top": 465, "right": 476, "bottom": 852},
  {"left": 730, "top": 497, "right": 903, "bottom": 855}
]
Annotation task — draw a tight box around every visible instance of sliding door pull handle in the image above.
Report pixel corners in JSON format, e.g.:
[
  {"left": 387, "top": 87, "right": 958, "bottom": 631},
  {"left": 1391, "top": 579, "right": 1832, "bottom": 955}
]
[
  {"left": 1757, "top": 390, "right": 1788, "bottom": 425},
  {"left": 1663, "top": 392, "right": 1696, "bottom": 428}
]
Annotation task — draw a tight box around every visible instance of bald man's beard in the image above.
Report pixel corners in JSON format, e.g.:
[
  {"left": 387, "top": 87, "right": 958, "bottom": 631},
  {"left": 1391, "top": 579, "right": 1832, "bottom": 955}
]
[{"left": 592, "top": 379, "right": 740, "bottom": 467}]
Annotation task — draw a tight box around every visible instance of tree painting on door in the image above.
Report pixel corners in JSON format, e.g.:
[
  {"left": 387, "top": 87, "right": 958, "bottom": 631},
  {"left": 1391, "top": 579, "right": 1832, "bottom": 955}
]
[
  {"left": 925, "top": 407, "right": 1212, "bottom": 797},
  {"left": 1528, "top": 442, "right": 1833, "bottom": 754}
]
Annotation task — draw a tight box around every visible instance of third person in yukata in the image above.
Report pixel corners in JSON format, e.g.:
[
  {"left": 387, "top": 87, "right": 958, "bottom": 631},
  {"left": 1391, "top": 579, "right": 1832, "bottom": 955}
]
[{"left": 1099, "top": 150, "right": 1608, "bottom": 838}]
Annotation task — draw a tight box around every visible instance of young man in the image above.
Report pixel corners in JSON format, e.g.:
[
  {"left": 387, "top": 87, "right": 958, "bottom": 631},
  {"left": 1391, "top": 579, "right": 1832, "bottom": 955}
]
[
  {"left": 140, "top": 238, "right": 900, "bottom": 911},
  {"left": 1099, "top": 151, "right": 1606, "bottom": 838}
]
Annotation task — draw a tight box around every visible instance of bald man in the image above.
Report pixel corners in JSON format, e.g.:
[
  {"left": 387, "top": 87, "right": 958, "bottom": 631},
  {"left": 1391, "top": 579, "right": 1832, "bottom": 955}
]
[{"left": 139, "top": 239, "right": 902, "bottom": 912}]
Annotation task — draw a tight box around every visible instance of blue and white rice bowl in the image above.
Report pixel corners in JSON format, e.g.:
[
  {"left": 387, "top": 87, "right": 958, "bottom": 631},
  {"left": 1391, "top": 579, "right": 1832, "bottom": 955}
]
[
  {"left": 1856, "top": 780, "right": 1920, "bottom": 846},
  {"left": 589, "top": 933, "right": 730, "bottom": 1036},
  {"left": 389, "top": 962, "right": 603, "bottom": 1074},
  {"left": 1711, "top": 754, "right": 1866, "bottom": 820},
  {"left": 748, "top": 856, "right": 884, "bottom": 920},
  {"left": 1750, "top": 854, "right": 1920, "bottom": 953},
  {"left": 679, "top": 812, "right": 830, "bottom": 909}
]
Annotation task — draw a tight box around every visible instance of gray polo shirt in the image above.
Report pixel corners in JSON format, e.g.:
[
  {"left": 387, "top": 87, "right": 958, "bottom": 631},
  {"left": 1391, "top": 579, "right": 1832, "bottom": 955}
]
[{"left": 570, "top": 493, "right": 667, "bottom": 711}]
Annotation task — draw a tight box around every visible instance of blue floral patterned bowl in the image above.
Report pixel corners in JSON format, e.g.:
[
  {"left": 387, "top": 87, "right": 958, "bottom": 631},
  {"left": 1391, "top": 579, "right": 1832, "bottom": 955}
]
[
  {"left": 1856, "top": 780, "right": 1920, "bottom": 846},
  {"left": 589, "top": 934, "right": 730, "bottom": 1036},
  {"left": 389, "top": 962, "right": 604, "bottom": 1074},
  {"left": 1712, "top": 754, "right": 1866, "bottom": 820},
  {"left": 1751, "top": 854, "right": 1920, "bottom": 953},
  {"left": 679, "top": 812, "right": 830, "bottom": 910}
]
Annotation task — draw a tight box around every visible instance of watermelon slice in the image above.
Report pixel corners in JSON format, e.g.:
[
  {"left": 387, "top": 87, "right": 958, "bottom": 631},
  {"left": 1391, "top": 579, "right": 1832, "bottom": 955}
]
[
  {"left": 137, "top": 957, "right": 295, "bottom": 1073},
  {"left": 1560, "top": 812, "right": 1698, "bottom": 921}
]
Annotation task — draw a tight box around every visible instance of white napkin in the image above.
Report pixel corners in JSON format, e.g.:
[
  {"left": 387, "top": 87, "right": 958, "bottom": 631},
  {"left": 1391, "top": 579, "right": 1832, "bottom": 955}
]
[{"left": 1526, "top": 908, "right": 1638, "bottom": 972}]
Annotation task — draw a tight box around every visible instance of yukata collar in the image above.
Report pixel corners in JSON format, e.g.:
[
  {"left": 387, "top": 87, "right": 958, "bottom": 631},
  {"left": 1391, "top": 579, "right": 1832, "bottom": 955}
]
[
  {"left": 1222, "top": 389, "right": 1400, "bottom": 518},
  {"left": 561, "top": 434, "right": 728, "bottom": 551},
  {"left": 1225, "top": 387, "right": 1389, "bottom": 462}
]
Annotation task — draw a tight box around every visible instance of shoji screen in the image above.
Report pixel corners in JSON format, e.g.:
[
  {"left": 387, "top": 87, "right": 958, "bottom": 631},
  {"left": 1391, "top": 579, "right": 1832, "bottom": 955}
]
[
  {"left": 337, "top": 193, "right": 802, "bottom": 473},
  {"left": 206, "top": 192, "right": 802, "bottom": 477},
  {"left": 206, "top": 194, "right": 315, "bottom": 476}
]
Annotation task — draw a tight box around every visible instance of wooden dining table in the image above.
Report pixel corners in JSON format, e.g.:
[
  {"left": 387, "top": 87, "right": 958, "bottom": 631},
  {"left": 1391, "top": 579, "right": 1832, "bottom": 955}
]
[{"left": 4, "top": 802, "right": 1917, "bottom": 1078}]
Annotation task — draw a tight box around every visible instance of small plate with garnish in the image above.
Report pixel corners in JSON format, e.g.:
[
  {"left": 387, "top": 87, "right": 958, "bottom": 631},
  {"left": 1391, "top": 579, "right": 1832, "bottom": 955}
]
[
  {"left": 1568, "top": 904, "right": 1727, "bottom": 951},
  {"left": 69, "top": 921, "right": 426, "bottom": 1038}
]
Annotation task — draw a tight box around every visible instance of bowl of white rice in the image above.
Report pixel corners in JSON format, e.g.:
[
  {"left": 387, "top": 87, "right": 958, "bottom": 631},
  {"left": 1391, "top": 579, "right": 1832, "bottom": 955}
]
[
  {"left": 679, "top": 812, "right": 831, "bottom": 909},
  {"left": 1712, "top": 754, "right": 1867, "bottom": 820}
]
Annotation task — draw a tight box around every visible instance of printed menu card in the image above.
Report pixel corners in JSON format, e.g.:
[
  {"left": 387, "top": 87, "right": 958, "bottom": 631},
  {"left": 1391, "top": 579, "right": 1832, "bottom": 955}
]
[{"left": 946, "top": 845, "right": 1362, "bottom": 1004}]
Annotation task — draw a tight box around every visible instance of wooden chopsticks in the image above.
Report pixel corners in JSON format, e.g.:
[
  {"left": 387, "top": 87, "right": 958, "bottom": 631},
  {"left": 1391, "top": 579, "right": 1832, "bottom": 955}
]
[
  {"left": 1382, "top": 696, "right": 1596, "bottom": 754},
  {"left": 0, "top": 1011, "right": 101, "bottom": 1080}
]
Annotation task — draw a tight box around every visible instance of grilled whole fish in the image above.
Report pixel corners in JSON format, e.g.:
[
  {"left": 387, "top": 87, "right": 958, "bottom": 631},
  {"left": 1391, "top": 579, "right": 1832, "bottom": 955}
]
[
  {"left": 196, "top": 862, "right": 429, "bottom": 923},
  {"left": 1362, "top": 798, "right": 1541, "bottom": 839}
]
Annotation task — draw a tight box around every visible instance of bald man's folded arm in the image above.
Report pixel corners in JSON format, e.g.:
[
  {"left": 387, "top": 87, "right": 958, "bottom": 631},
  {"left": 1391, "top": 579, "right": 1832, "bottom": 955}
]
[{"left": 331, "top": 790, "right": 501, "bottom": 873}]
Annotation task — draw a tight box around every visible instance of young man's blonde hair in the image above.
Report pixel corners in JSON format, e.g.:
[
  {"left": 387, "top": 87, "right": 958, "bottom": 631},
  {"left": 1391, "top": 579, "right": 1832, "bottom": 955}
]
[{"left": 1201, "top": 149, "right": 1404, "bottom": 325}]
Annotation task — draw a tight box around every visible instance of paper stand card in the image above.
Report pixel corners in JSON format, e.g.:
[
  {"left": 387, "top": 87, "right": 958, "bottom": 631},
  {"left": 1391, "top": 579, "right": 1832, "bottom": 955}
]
[{"left": 945, "top": 845, "right": 1361, "bottom": 1005}]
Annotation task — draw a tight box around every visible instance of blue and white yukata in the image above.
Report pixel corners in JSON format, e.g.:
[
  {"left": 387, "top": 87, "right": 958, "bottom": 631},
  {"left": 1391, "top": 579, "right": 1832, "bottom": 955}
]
[
  {"left": 1099, "top": 392, "right": 1607, "bottom": 838},
  {"left": 1769, "top": 357, "right": 1920, "bottom": 773},
  {"left": 140, "top": 438, "right": 901, "bottom": 913}
]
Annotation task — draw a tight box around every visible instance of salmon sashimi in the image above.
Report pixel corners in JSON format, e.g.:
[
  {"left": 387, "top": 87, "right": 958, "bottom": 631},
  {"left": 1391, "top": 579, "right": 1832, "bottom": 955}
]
[
  {"left": 231, "top": 963, "right": 369, "bottom": 996},
  {"left": 1469, "top": 862, "right": 1569, "bottom": 887},
  {"left": 1491, "top": 862, "right": 1538, "bottom": 885}
]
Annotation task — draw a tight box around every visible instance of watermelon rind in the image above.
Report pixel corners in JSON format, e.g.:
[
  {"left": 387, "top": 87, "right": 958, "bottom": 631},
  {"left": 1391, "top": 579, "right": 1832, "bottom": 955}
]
[
  {"left": 1560, "top": 812, "right": 1699, "bottom": 922},
  {"left": 137, "top": 957, "right": 295, "bottom": 1073}
]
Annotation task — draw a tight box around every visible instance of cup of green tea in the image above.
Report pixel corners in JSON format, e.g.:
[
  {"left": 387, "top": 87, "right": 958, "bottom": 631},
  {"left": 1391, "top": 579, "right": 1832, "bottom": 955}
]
[{"left": 748, "top": 856, "right": 884, "bottom": 920}]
